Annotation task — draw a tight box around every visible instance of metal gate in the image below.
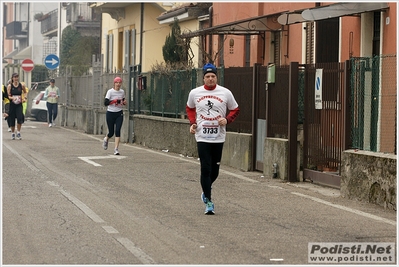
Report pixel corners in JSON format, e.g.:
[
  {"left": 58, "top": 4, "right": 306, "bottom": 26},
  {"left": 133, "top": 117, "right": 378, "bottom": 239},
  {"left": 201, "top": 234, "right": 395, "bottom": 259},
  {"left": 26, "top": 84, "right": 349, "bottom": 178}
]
[
  {"left": 303, "top": 61, "right": 351, "bottom": 188},
  {"left": 224, "top": 66, "right": 264, "bottom": 171}
]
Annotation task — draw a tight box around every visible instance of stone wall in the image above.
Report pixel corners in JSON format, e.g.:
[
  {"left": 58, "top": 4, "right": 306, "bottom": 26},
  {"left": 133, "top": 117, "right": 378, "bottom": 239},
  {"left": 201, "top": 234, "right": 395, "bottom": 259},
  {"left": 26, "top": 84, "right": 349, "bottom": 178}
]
[
  {"left": 133, "top": 115, "right": 197, "bottom": 157},
  {"left": 263, "top": 138, "right": 288, "bottom": 179},
  {"left": 59, "top": 106, "right": 129, "bottom": 142},
  {"left": 263, "top": 125, "right": 303, "bottom": 180},
  {"left": 222, "top": 132, "right": 252, "bottom": 171},
  {"left": 133, "top": 115, "right": 252, "bottom": 171},
  {"left": 341, "top": 149, "right": 397, "bottom": 210}
]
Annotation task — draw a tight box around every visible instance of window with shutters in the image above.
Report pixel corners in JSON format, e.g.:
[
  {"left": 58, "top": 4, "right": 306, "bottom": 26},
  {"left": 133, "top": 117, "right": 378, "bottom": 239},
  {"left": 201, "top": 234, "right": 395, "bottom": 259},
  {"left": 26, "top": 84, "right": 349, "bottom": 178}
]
[
  {"left": 123, "top": 29, "right": 137, "bottom": 70},
  {"left": 117, "top": 29, "right": 123, "bottom": 72},
  {"left": 3, "top": 5, "right": 7, "bottom": 26},
  {"left": 106, "top": 33, "right": 113, "bottom": 73},
  {"left": 273, "top": 31, "right": 280, "bottom": 66},
  {"left": 245, "top": 35, "right": 251, "bottom": 67},
  {"left": 124, "top": 30, "right": 129, "bottom": 70},
  {"left": 372, "top": 11, "right": 381, "bottom": 56},
  {"left": 316, "top": 17, "right": 339, "bottom": 63},
  {"left": 305, "top": 22, "right": 314, "bottom": 64},
  {"left": 219, "top": 34, "right": 224, "bottom": 66},
  {"left": 130, "top": 29, "right": 136, "bottom": 67}
]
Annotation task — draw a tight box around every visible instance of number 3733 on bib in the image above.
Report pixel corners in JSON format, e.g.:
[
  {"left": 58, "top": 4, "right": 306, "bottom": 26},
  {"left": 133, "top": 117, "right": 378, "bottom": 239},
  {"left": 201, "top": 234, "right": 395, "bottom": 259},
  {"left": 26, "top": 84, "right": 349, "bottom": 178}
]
[{"left": 200, "top": 122, "right": 220, "bottom": 140}]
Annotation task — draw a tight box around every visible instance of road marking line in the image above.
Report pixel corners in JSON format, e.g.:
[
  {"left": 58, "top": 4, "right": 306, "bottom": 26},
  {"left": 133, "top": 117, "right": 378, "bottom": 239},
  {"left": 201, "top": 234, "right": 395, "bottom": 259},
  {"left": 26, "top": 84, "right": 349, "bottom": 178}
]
[
  {"left": 63, "top": 130, "right": 396, "bottom": 226},
  {"left": 64, "top": 129, "right": 259, "bottom": 183},
  {"left": 102, "top": 226, "right": 119, "bottom": 234},
  {"left": 59, "top": 189, "right": 105, "bottom": 223},
  {"left": 46, "top": 181, "right": 60, "bottom": 187},
  {"left": 116, "top": 237, "right": 156, "bottom": 264},
  {"left": 4, "top": 143, "right": 40, "bottom": 172},
  {"left": 6, "top": 131, "right": 155, "bottom": 263},
  {"left": 291, "top": 192, "right": 396, "bottom": 226},
  {"left": 78, "top": 155, "right": 126, "bottom": 167},
  {"left": 266, "top": 185, "right": 284, "bottom": 190}
]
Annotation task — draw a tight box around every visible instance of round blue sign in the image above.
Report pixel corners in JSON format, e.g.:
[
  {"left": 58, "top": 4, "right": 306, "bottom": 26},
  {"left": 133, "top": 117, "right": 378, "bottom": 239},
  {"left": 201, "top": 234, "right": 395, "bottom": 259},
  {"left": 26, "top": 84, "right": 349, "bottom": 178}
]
[{"left": 44, "top": 54, "right": 60, "bottom": 70}]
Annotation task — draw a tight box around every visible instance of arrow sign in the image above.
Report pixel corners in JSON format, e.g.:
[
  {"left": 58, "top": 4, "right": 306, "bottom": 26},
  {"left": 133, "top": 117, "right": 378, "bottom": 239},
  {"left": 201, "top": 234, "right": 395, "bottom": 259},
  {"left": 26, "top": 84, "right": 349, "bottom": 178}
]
[
  {"left": 44, "top": 54, "right": 60, "bottom": 70},
  {"left": 78, "top": 155, "right": 126, "bottom": 167},
  {"left": 21, "top": 58, "right": 34, "bottom": 72},
  {"left": 46, "top": 58, "right": 58, "bottom": 65}
]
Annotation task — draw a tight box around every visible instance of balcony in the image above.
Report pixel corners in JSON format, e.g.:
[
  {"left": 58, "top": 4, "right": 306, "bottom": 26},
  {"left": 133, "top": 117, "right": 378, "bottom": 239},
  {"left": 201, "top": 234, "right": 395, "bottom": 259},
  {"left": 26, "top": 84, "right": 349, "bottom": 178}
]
[
  {"left": 89, "top": 2, "right": 132, "bottom": 21},
  {"left": 39, "top": 9, "right": 58, "bottom": 38},
  {"left": 5, "top": 21, "right": 28, "bottom": 40},
  {"left": 65, "top": 3, "right": 101, "bottom": 37},
  {"left": 73, "top": 19, "right": 101, "bottom": 37}
]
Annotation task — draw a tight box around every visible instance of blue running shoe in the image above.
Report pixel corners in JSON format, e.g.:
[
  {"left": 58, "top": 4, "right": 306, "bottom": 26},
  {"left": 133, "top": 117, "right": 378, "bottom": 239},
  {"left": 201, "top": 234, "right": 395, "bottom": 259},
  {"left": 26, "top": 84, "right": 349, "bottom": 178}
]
[
  {"left": 205, "top": 201, "right": 215, "bottom": 215},
  {"left": 201, "top": 192, "right": 207, "bottom": 203},
  {"left": 201, "top": 187, "right": 212, "bottom": 203},
  {"left": 11, "top": 133, "right": 15, "bottom": 140},
  {"left": 16, "top": 132, "right": 21, "bottom": 140}
]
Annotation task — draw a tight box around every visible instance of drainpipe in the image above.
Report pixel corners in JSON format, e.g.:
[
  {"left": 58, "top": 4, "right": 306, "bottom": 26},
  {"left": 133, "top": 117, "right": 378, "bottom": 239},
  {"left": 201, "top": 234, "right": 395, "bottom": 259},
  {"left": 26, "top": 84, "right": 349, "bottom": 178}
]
[
  {"left": 139, "top": 3, "right": 143, "bottom": 72},
  {"left": 208, "top": 5, "right": 213, "bottom": 63},
  {"left": 25, "top": 3, "right": 31, "bottom": 87},
  {"left": 57, "top": 2, "right": 61, "bottom": 60}
]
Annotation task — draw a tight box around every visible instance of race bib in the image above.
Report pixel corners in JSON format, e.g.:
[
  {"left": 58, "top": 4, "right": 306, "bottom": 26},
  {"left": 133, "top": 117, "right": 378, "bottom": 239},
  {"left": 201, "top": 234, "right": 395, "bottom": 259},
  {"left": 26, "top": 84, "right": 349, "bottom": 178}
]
[
  {"left": 200, "top": 121, "right": 220, "bottom": 140},
  {"left": 12, "top": 95, "right": 21, "bottom": 105}
]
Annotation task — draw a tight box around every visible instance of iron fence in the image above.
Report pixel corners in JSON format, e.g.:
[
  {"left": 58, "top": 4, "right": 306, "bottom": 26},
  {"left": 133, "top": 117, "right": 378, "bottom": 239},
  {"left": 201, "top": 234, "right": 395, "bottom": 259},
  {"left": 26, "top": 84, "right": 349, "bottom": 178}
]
[
  {"left": 266, "top": 65, "right": 305, "bottom": 138},
  {"left": 350, "top": 55, "right": 396, "bottom": 154},
  {"left": 223, "top": 67, "right": 254, "bottom": 133},
  {"left": 139, "top": 69, "right": 198, "bottom": 118}
]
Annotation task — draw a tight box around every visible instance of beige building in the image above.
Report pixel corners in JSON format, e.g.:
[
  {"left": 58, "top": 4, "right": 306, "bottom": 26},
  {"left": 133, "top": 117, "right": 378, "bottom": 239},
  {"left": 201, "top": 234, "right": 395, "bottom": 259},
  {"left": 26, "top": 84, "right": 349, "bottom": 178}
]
[
  {"left": 90, "top": 2, "right": 212, "bottom": 73},
  {"left": 90, "top": 2, "right": 175, "bottom": 73},
  {"left": 156, "top": 3, "right": 212, "bottom": 68}
]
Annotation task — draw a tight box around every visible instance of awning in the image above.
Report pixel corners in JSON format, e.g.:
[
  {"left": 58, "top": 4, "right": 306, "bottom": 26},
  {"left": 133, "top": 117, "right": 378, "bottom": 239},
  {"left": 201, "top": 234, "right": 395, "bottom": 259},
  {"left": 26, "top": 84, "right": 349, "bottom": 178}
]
[
  {"left": 278, "top": 2, "right": 389, "bottom": 25},
  {"left": 3, "top": 49, "right": 19, "bottom": 59},
  {"left": 302, "top": 2, "right": 389, "bottom": 21},
  {"left": 181, "top": 2, "right": 390, "bottom": 37},
  {"left": 277, "top": 12, "right": 307, "bottom": 25},
  {"left": 13, "top": 46, "right": 32, "bottom": 60},
  {"left": 180, "top": 11, "right": 285, "bottom": 38}
]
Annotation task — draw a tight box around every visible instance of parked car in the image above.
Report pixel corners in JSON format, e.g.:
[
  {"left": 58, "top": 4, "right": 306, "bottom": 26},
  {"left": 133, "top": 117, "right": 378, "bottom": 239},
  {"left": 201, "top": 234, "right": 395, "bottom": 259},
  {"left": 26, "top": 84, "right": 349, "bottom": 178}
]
[{"left": 31, "top": 91, "right": 47, "bottom": 122}]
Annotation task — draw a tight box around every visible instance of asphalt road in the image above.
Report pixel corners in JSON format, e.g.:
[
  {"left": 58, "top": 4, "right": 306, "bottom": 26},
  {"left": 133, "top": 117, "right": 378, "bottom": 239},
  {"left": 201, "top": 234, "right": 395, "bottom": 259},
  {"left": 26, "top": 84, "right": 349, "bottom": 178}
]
[{"left": 2, "top": 119, "right": 397, "bottom": 265}]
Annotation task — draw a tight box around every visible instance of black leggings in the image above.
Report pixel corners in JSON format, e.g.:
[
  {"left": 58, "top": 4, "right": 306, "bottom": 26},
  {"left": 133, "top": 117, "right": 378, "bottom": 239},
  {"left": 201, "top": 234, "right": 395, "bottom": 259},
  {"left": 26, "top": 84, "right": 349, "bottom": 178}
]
[
  {"left": 8, "top": 102, "right": 24, "bottom": 126},
  {"left": 197, "top": 142, "right": 224, "bottom": 201},
  {"left": 106, "top": 110, "right": 123, "bottom": 138}
]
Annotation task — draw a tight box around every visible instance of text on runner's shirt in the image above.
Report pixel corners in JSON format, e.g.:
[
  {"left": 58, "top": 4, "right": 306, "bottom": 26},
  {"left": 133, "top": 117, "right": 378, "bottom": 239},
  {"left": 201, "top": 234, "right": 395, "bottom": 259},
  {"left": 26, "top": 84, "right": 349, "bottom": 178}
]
[
  {"left": 200, "top": 114, "right": 222, "bottom": 121},
  {"left": 197, "top": 95, "right": 224, "bottom": 103}
]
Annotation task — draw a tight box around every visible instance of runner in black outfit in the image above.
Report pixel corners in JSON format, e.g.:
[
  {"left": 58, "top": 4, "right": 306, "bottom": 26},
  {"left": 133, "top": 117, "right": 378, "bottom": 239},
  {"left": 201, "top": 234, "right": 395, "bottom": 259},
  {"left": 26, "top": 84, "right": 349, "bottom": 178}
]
[{"left": 7, "top": 73, "right": 27, "bottom": 140}]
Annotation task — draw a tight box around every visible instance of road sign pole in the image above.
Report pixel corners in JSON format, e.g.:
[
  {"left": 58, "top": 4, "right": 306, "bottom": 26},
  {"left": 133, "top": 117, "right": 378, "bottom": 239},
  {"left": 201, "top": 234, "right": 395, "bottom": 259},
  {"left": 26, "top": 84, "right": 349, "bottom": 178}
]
[{"left": 27, "top": 72, "right": 31, "bottom": 91}]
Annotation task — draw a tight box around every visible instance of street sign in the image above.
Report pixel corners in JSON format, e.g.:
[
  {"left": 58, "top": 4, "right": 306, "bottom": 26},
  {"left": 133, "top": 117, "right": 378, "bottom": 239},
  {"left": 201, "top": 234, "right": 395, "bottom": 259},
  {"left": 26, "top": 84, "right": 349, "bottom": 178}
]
[
  {"left": 315, "top": 68, "right": 323, "bottom": 110},
  {"left": 21, "top": 58, "right": 34, "bottom": 72},
  {"left": 44, "top": 54, "right": 60, "bottom": 70}
]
